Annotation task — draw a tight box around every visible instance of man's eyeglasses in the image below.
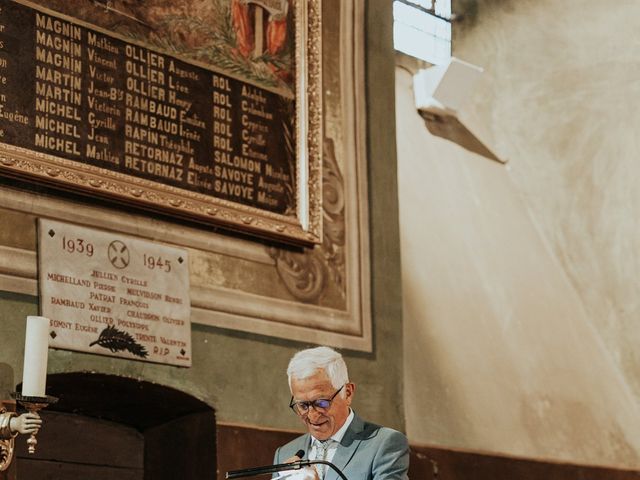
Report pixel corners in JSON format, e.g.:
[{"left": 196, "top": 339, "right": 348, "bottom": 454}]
[{"left": 289, "top": 385, "right": 345, "bottom": 416}]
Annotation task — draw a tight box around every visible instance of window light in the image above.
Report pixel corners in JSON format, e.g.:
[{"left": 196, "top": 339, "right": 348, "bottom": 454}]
[{"left": 393, "top": 0, "right": 452, "bottom": 65}]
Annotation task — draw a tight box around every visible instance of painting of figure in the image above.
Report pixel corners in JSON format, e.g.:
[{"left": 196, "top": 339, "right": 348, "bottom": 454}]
[{"left": 30, "top": 0, "right": 295, "bottom": 93}]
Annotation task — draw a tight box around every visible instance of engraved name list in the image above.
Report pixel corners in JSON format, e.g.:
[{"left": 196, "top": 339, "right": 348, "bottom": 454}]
[{"left": 0, "top": 0, "right": 296, "bottom": 216}]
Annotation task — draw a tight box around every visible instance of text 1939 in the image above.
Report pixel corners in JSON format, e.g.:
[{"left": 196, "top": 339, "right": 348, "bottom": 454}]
[{"left": 62, "top": 236, "right": 94, "bottom": 257}]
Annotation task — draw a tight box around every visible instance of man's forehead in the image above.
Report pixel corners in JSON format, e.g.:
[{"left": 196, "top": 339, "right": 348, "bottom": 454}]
[{"left": 290, "top": 372, "right": 334, "bottom": 394}]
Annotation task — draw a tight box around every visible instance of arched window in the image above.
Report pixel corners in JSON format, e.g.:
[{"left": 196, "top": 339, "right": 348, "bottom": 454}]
[{"left": 393, "top": 0, "right": 452, "bottom": 65}]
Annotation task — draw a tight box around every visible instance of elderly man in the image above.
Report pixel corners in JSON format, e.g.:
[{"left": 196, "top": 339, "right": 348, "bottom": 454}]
[{"left": 273, "top": 346, "right": 409, "bottom": 480}]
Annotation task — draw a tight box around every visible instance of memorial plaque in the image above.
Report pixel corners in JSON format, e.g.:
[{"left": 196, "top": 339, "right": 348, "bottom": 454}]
[
  {"left": 38, "top": 219, "right": 191, "bottom": 366},
  {"left": 0, "top": 0, "right": 322, "bottom": 246}
]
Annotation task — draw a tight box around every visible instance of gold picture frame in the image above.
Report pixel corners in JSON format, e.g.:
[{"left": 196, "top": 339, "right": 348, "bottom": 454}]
[{"left": 0, "top": 0, "right": 322, "bottom": 246}]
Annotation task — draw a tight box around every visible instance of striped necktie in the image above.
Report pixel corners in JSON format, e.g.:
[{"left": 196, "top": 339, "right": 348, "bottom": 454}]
[{"left": 314, "top": 439, "right": 335, "bottom": 479}]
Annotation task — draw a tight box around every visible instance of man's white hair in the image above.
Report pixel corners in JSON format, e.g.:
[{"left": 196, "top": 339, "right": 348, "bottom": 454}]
[{"left": 287, "top": 346, "right": 349, "bottom": 393}]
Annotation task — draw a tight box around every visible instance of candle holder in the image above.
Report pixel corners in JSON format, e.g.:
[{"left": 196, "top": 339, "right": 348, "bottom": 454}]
[{"left": 11, "top": 393, "right": 58, "bottom": 454}]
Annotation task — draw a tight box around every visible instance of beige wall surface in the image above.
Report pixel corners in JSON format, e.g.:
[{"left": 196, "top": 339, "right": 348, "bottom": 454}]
[
  {"left": 397, "top": 0, "right": 640, "bottom": 468},
  {"left": 457, "top": 0, "right": 640, "bottom": 403}
]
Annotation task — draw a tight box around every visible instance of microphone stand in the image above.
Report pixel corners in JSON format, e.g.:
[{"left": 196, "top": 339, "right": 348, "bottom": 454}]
[{"left": 226, "top": 459, "right": 349, "bottom": 480}]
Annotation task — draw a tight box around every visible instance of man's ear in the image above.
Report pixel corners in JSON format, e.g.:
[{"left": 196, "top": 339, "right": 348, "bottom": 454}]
[{"left": 345, "top": 382, "right": 356, "bottom": 403}]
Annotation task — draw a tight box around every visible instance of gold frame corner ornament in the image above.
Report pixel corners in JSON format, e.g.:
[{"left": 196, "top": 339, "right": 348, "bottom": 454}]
[
  {"left": 0, "top": 409, "right": 16, "bottom": 472},
  {"left": 0, "top": 437, "right": 15, "bottom": 472}
]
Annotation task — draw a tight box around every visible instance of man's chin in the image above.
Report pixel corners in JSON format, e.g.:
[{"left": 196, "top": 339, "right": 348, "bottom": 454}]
[{"left": 307, "top": 421, "right": 331, "bottom": 439}]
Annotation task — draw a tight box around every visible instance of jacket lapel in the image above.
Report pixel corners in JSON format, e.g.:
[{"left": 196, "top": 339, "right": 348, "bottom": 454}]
[
  {"left": 324, "top": 414, "right": 365, "bottom": 480},
  {"left": 296, "top": 434, "right": 311, "bottom": 460}
]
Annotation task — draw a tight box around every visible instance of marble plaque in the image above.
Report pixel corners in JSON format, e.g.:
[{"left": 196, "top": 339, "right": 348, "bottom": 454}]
[{"left": 38, "top": 219, "right": 191, "bottom": 366}]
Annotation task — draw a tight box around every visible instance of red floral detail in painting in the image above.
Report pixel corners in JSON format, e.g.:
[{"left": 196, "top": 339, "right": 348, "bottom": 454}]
[
  {"left": 231, "top": 0, "right": 254, "bottom": 58},
  {"left": 267, "top": 16, "right": 287, "bottom": 55},
  {"left": 232, "top": 0, "right": 289, "bottom": 58}
]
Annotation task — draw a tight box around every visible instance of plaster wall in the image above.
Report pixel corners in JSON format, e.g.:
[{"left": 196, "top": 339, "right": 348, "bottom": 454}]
[
  {"left": 0, "top": 286, "right": 399, "bottom": 431},
  {"left": 397, "top": 0, "right": 640, "bottom": 467},
  {"left": 457, "top": 0, "right": 640, "bottom": 404}
]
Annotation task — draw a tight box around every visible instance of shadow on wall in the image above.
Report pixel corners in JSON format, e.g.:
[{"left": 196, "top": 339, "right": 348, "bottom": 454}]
[{"left": 0, "top": 364, "right": 13, "bottom": 399}]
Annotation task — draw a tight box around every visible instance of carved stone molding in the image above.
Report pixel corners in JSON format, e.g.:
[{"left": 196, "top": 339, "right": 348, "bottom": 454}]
[{"left": 271, "top": 137, "right": 346, "bottom": 304}]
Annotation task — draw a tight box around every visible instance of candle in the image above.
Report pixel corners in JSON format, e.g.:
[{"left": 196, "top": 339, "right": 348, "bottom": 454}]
[{"left": 21, "top": 316, "right": 50, "bottom": 397}]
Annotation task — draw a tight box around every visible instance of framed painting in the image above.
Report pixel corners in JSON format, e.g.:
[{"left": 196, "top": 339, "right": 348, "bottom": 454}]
[{"left": 0, "top": 0, "right": 322, "bottom": 245}]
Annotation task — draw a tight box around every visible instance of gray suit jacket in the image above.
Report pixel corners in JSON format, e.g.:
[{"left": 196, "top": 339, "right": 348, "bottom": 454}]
[{"left": 273, "top": 414, "right": 409, "bottom": 480}]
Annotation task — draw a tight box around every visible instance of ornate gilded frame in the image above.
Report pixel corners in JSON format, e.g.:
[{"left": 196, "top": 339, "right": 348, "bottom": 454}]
[{"left": 0, "top": 0, "right": 322, "bottom": 246}]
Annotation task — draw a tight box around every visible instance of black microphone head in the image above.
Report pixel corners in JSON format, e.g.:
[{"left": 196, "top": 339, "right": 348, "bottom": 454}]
[{"left": 294, "top": 450, "right": 305, "bottom": 459}]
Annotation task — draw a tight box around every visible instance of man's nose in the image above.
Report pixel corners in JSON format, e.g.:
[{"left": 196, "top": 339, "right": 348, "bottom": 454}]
[{"left": 307, "top": 408, "right": 323, "bottom": 421}]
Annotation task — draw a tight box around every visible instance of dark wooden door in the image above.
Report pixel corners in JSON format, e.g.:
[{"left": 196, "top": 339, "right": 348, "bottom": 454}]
[
  {"left": 15, "top": 411, "right": 143, "bottom": 480},
  {"left": 13, "top": 373, "right": 217, "bottom": 480}
]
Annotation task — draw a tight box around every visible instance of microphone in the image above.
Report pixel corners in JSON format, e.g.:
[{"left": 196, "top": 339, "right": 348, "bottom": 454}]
[{"left": 226, "top": 450, "right": 348, "bottom": 480}]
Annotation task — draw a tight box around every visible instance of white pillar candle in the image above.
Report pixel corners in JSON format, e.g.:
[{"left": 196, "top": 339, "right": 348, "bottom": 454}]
[{"left": 21, "top": 316, "right": 50, "bottom": 397}]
